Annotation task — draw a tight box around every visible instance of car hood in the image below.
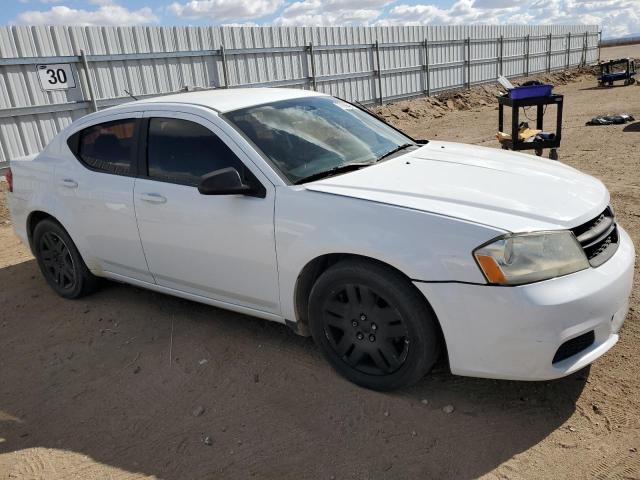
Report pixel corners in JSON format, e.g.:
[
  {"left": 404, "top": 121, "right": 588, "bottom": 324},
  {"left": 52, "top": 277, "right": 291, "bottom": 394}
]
[{"left": 304, "top": 141, "right": 609, "bottom": 232}]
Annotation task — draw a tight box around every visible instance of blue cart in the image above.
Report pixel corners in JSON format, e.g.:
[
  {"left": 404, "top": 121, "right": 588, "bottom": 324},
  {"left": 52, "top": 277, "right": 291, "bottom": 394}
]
[{"left": 598, "top": 58, "right": 636, "bottom": 87}]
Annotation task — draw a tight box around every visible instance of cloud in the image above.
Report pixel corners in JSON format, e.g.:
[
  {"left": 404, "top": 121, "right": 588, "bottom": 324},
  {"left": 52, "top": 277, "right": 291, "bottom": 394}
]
[
  {"left": 563, "top": 0, "right": 640, "bottom": 38},
  {"left": 275, "top": 0, "right": 392, "bottom": 25},
  {"left": 502, "top": 0, "right": 639, "bottom": 37},
  {"left": 168, "top": 0, "right": 284, "bottom": 21},
  {"left": 472, "top": 0, "right": 518, "bottom": 8},
  {"left": 378, "top": 0, "right": 638, "bottom": 37},
  {"left": 379, "top": 0, "right": 502, "bottom": 25},
  {"left": 18, "top": 0, "right": 72, "bottom": 3},
  {"left": 270, "top": 0, "right": 637, "bottom": 36},
  {"left": 14, "top": 1, "right": 158, "bottom": 25},
  {"left": 10, "top": 0, "right": 638, "bottom": 38}
]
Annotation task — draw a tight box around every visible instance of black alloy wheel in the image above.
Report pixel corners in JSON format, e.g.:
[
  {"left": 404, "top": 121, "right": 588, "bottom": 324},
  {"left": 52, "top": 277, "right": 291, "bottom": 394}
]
[
  {"left": 321, "top": 283, "right": 410, "bottom": 376},
  {"left": 39, "top": 231, "right": 76, "bottom": 290},
  {"left": 33, "top": 218, "right": 100, "bottom": 299},
  {"left": 308, "top": 259, "right": 441, "bottom": 391}
]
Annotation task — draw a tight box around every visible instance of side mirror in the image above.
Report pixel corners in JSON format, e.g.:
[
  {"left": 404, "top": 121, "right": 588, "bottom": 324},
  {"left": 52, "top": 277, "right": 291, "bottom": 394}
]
[
  {"left": 198, "top": 167, "right": 262, "bottom": 197},
  {"left": 415, "top": 139, "right": 429, "bottom": 145}
]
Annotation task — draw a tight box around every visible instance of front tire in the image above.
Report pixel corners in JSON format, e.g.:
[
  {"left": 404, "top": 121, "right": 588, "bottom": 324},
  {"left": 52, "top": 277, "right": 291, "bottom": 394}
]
[
  {"left": 33, "top": 219, "right": 99, "bottom": 299},
  {"left": 308, "top": 259, "right": 441, "bottom": 390}
]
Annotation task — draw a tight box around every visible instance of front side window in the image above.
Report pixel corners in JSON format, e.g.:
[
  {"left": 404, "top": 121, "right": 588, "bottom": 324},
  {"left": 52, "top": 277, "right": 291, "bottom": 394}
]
[
  {"left": 78, "top": 118, "right": 137, "bottom": 175},
  {"left": 223, "top": 96, "right": 414, "bottom": 183},
  {"left": 147, "top": 117, "right": 248, "bottom": 187}
]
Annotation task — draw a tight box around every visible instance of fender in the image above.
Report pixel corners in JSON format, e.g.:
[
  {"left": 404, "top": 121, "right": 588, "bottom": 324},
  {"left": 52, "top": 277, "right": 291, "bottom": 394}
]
[
  {"left": 13, "top": 151, "right": 99, "bottom": 273},
  {"left": 275, "top": 187, "right": 502, "bottom": 322}
]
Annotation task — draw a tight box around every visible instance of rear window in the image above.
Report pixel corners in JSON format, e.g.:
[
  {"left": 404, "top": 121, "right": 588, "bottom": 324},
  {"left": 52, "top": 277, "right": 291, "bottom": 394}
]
[{"left": 76, "top": 119, "right": 137, "bottom": 175}]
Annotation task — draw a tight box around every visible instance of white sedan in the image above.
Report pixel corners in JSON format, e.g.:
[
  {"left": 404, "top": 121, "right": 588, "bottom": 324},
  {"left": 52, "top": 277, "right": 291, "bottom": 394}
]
[{"left": 7, "top": 88, "right": 634, "bottom": 390}]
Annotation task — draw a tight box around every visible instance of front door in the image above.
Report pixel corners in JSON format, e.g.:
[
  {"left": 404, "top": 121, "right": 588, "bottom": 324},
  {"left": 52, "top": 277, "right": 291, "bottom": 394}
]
[{"left": 133, "top": 112, "right": 280, "bottom": 314}]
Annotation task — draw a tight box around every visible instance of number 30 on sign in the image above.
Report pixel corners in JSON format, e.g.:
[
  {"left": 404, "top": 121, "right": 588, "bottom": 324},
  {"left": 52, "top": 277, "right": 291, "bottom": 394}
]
[{"left": 36, "top": 64, "right": 76, "bottom": 91}]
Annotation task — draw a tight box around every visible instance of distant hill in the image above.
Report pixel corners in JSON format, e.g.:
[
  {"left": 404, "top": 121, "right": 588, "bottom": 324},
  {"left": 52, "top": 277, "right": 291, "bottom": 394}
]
[{"left": 601, "top": 34, "right": 640, "bottom": 47}]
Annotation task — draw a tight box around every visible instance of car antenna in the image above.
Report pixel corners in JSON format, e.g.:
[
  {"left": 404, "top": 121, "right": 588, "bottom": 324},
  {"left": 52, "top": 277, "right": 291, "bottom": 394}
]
[{"left": 124, "top": 89, "right": 139, "bottom": 101}]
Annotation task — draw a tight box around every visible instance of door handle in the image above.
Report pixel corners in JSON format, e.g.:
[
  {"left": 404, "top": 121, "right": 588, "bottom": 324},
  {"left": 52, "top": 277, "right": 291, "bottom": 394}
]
[
  {"left": 60, "top": 178, "right": 78, "bottom": 188},
  {"left": 140, "top": 193, "right": 167, "bottom": 204}
]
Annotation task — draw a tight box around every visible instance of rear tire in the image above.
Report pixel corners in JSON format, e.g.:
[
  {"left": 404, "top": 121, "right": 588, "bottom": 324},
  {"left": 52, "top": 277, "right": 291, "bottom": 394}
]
[
  {"left": 308, "top": 259, "right": 441, "bottom": 391},
  {"left": 33, "top": 219, "right": 100, "bottom": 299}
]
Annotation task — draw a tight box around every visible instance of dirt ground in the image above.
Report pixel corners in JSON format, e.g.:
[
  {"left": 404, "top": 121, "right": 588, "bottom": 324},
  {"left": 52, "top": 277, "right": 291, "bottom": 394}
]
[
  {"left": 1, "top": 46, "right": 639, "bottom": 479},
  {"left": 600, "top": 44, "right": 640, "bottom": 61}
]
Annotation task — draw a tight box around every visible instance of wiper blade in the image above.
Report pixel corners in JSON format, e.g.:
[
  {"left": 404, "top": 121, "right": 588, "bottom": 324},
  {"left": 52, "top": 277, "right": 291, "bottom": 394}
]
[
  {"left": 293, "top": 162, "right": 374, "bottom": 185},
  {"left": 376, "top": 143, "right": 415, "bottom": 162}
]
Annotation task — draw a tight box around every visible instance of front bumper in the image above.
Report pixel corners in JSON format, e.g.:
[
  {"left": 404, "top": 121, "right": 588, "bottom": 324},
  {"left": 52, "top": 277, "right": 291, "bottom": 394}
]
[{"left": 415, "top": 226, "right": 635, "bottom": 381}]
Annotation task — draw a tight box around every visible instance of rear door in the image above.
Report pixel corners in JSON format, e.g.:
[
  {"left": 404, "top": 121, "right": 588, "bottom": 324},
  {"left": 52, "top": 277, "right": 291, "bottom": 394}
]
[
  {"left": 133, "top": 111, "right": 280, "bottom": 314},
  {"left": 57, "top": 113, "right": 154, "bottom": 282}
]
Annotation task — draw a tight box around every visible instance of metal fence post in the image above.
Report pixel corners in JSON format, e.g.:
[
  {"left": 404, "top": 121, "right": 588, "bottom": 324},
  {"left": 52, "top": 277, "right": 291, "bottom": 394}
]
[
  {"left": 598, "top": 31, "right": 602, "bottom": 63},
  {"left": 465, "top": 37, "right": 471, "bottom": 89},
  {"left": 220, "top": 44, "right": 230, "bottom": 88},
  {"left": 307, "top": 42, "right": 317, "bottom": 91},
  {"left": 566, "top": 32, "right": 571, "bottom": 68},
  {"left": 80, "top": 49, "right": 98, "bottom": 112},
  {"left": 423, "top": 38, "right": 430, "bottom": 96},
  {"left": 581, "top": 31, "right": 587, "bottom": 66},
  {"left": 495, "top": 37, "right": 499, "bottom": 79},
  {"left": 547, "top": 34, "right": 552, "bottom": 72},
  {"left": 525, "top": 34, "right": 530, "bottom": 77},
  {"left": 499, "top": 35, "right": 504, "bottom": 76},
  {"left": 374, "top": 40, "right": 383, "bottom": 105}
]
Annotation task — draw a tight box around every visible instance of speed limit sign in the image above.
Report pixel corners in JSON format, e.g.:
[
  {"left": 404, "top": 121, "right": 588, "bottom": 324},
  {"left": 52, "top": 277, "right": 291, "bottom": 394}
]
[{"left": 36, "top": 64, "right": 76, "bottom": 91}]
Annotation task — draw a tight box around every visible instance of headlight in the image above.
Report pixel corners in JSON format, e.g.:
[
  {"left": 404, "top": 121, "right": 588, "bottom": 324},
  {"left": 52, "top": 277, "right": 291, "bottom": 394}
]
[{"left": 473, "top": 231, "right": 589, "bottom": 286}]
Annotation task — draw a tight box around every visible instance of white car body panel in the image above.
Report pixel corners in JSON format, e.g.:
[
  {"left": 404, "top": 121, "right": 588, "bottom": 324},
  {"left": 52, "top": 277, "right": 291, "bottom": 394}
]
[
  {"left": 134, "top": 109, "right": 280, "bottom": 313},
  {"left": 133, "top": 87, "right": 328, "bottom": 114},
  {"left": 307, "top": 141, "right": 610, "bottom": 232},
  {"left": 7, "top": 88, "right": 635, "bottom": 382},
  {"left": 274, "top": 186, "right": 502, "bottom": 323},
  {"left": 416, "top": 227, "right": 634, "bottom": 380},
  {"left": 6, "top": 153, "right": 42, "bottom": 244},
  {"left": 52, "top": 111, "right": 154, "bottom": 282},
  {"left": 102, "top": 271, "right": 284, "bottom": 324}
]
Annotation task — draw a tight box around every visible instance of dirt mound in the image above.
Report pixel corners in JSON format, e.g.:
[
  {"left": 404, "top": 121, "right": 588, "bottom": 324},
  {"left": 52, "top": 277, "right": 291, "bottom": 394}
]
[{"left": 372, "top": 66, "right": 598, "bottom": 123}]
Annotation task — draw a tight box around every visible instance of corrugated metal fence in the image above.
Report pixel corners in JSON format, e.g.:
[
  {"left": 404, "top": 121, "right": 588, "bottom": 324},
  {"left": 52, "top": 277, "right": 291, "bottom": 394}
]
[{"left": 0, "top": 25, "right": 599, "bottom": 167}]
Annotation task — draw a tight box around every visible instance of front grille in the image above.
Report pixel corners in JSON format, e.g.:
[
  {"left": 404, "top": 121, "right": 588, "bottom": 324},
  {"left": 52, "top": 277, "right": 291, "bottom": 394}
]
[
  {"left": 553, "top": 331, "right": 595, "bottom": 364},
  {"left": 571, "top": 206, "right": 619, "bottom": 267}
]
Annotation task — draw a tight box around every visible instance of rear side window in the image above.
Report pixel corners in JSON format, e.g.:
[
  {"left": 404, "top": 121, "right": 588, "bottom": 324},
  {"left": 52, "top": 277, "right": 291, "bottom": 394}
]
[
  {"left": 76, "top": 119, "right": 137, "bottom": 175},
  {"left": 147, "top": 117, "right": 247, "bottom": 187}
]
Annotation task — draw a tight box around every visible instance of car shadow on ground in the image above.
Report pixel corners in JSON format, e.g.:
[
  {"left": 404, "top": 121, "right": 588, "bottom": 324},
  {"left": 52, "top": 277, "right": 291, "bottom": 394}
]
[{"left": 0, "top": 259, "right": 588, "bottom": 479}]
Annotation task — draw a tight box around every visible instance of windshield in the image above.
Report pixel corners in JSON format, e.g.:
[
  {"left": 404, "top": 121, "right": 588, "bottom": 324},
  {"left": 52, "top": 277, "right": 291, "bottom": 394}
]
[{"left": 223, "top": 96, "right": 415, "bottom": 183}]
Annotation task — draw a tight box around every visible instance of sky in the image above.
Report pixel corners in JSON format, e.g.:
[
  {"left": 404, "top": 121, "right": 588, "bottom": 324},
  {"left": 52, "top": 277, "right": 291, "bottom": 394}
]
[{"left": 6, "top": 0, "right": 640, "bottom": 38}]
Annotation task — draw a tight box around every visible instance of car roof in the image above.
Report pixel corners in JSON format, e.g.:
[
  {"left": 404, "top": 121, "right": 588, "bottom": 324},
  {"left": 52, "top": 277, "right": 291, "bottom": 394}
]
[{"left": 126, "top": 87, "right": 328, "bottom": 113}]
